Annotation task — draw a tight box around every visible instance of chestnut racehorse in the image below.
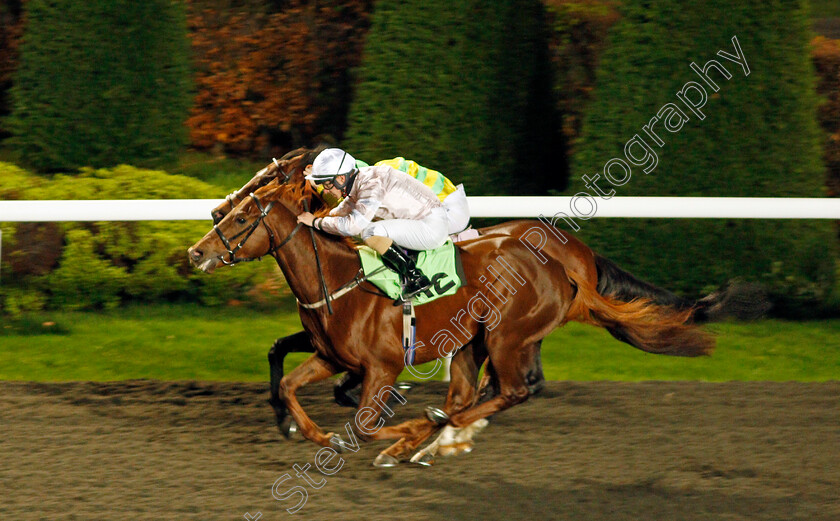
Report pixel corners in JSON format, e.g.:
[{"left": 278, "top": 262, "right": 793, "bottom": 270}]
[
  {"left": 189, "top": 172, "right": 722, "bottom": 466},
  {"left": 210, "top": 147, "right": 546, "bottom": 417}
]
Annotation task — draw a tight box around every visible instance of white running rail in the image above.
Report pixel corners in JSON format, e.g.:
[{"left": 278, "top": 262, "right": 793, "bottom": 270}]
[{"left": 0, "top": 196, "right": 839, "bottom": 222}]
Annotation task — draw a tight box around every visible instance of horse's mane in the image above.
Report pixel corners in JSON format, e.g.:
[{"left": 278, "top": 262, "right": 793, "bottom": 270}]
[
  {"left": 279, "top": 143, "right": 329, "bottom": 165},
  {"left": 271, "top": 177, "right": 361, "bottom": 251}
]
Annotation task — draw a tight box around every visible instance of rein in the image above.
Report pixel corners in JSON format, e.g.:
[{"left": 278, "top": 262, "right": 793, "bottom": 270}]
[{"left": 304, "top": 199, "right": 333, "bottom": 315}]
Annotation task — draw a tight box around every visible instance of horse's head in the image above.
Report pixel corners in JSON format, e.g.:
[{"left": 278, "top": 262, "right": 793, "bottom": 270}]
[
  {"left": 210, "top": 146, "right": 327, "bottom": 224},
  {"left": 191, "top": 166, "right": 328, "bottom": 273},
  {"left": 190, "top": 183, "right": 296, "bottom": 273}
]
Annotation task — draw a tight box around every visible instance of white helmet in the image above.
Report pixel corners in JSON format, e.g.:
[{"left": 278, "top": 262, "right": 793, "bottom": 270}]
[{"left": 305, "top": 148, "right": 357, "bottom": 184}]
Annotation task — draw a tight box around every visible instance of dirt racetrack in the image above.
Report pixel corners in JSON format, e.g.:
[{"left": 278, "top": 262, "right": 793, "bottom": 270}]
[{"left": 1, "top": 380, "right": 838, "bottom": 521}]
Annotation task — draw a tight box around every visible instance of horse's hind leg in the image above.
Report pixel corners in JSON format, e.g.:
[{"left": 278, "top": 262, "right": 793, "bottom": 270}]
[
  {"left": 447, "top": 339, "right": 532, "bottom": 429},
  {"left": 277, "top": 353, "right": 340, "bottom": 447},
  {"left": 478, "top": 340, "right": 544, "bottom": 401},
  {"left": 417, "top": 342, "right": 544, "bottom": 463}
]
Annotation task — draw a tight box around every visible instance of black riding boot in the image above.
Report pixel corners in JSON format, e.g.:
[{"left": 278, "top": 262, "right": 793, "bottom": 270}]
[{"left": 380, "top": 245, "right": 432, "bottom": 300}]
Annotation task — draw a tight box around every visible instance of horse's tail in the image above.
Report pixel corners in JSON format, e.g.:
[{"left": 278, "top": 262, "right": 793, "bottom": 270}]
[
  {"left": 593, "top": 255, "right": 770, "bottom": 324},
  {"left": 565, "top": 259, "right": 713, "bottom": 357}
]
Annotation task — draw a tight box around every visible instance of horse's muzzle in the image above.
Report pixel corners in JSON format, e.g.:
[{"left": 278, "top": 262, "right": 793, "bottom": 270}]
[{"left": 187, "top": 246, "right": 219, "bottom": 273}]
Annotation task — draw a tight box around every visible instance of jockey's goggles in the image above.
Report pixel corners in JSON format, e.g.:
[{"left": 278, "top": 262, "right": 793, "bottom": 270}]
[{"left": 312, "top": 169, "right": 357, "bottom": 191}]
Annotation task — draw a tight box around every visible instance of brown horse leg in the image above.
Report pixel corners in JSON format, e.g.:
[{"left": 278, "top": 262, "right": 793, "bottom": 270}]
[
  {"left": 322, "top": 363, "right": 406, "bottom": 454},
  {"left": 269, "top": 331, "right": 314, "bottom": 435},
  {"left": 447, "top": 341, "right": 531, "bottom": 429},
  {"left": 278, "top": 353, "right": 341, "bottom": 447},
  {"left": 374, "top": 343, "right": 486, "bottom": 465},
  {"left": 268, "top": 330, "right": 362, "bottom": 414},
  {"left": 478, "top": 340, "right": 544, "bottom": 400}
]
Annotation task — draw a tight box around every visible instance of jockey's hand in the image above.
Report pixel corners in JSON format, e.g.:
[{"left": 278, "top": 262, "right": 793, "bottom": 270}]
[{"left": 297, "top": 212, "right": 316, "bottom": 227}]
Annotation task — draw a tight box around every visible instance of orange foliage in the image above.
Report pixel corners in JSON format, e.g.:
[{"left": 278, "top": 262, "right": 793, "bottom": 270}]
[
  {"left": 812, "top": 36, "right": 840, "bottom": 197},
  {"left": 186, "top": 0, "right": 372, "bottom": 157}
]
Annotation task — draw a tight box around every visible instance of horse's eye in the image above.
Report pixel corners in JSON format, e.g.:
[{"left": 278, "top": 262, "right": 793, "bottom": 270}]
[{"left": 237, "top": 217, "right": 247, "bottom": 225}]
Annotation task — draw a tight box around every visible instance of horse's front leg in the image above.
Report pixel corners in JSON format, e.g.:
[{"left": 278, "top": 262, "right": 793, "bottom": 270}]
[
  {"left": 323, "top": 364, "right": 407, "bottom": 461},
  {"left": 375, "top": 341, "right": 486, "bottom": 466},
  {"left": 277, "top": 353, "right": 341, "bottom": 447},
  {"left": 268, "top": 331, "right": 362, "bottom": 435}
]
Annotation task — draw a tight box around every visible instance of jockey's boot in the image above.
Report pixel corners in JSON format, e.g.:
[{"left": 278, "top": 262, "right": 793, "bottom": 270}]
[{"left": 380, "top": 245, "right": 432, "bottom": 300}]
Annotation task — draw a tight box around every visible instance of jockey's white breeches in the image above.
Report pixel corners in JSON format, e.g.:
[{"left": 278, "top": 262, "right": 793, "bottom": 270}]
[
  {"left": 362, "top": 207, "right": 449, "bottom": 251},
  {"left": 443, "top": 184, "right": 470, "bottom": 234}
]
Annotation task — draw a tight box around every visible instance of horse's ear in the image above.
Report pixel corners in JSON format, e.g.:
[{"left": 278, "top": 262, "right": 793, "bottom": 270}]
[{"left": 264, "top": 160, "right": 282, "bottom": 178}]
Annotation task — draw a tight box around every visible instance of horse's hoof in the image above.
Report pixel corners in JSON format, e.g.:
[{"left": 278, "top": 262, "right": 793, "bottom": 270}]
[
  {"left": 372, "top": 453, "right": 400, "bottom": 468},
  {"left": 527, "top": 379, "right": 546, "bottom": 396},
  {"left": 425, "top": 406, "right": 449, "bottom": 424},
  {"left": 279, "top": 417, "right": 297, "bottom": 439},
  {"left": 395, "top": 381, "right": 414, "bottom": 394},
  {"left": 329, "top": 434, "right": 347, "bottom": 454},
  {"left": 472, "top": 418, "right": 490, "bottom": 431},
  {"left": 410, "top": 452, "right": 435, "bottom": 466}
]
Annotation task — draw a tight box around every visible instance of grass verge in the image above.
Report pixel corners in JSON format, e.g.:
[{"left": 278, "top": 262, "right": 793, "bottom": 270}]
[{"left": 1, "top": 304, "right": 838, "bottom": 382}]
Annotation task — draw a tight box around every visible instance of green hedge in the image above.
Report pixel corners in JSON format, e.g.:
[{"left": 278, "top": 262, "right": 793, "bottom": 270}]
[
  {"left": 6, "top": 0, "right": 191, "bottom": 172},
  {"left": 343, "top": 0, "right": 565, "bottom": 195},
  {"left": 0, "top": 163, "right": 283, "bottom": 314},
  {"left": 563, "top": 0, "right": 836, "bottom": 314}
]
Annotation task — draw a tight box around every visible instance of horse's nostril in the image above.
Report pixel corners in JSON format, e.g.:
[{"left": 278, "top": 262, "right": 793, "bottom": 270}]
[{"left": 189, "top": 247, "right": 203, "bottom": 261}]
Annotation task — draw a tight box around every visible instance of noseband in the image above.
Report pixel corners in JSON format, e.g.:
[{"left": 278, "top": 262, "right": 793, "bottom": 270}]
[{"left": 213, "top": 192, "right": 302, "bottom": 266}]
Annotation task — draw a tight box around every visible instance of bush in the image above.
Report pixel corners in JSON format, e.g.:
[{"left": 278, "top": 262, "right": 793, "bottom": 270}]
[
  {"left": 564, "top": 0, "right": 836, "bottom": 314},
  {"left": 0, "top": 163, "right": 283, "bottom": 312},
  {"left": 0, "top": 0, "right": 23, "bottom": 140},
  {"left": 6, "top": 0, "right": 192, "bottom": 171},
  {"left": 186, "top": 0, "right": 373, "bottom": 156},
  {"left": 47, "top": 229, "right": 129, "bottom": 311},
  {"left": 343, "top": 0, "right": 565, "bottom": 195},
  {"left": 812, "top": 36, "right": 840, "bottom": 200}
]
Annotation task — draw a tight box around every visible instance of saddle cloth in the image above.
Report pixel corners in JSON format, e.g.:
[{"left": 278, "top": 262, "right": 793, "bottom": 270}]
[{"left": 358, "top": 239, "right": 465, "bottom": 305}]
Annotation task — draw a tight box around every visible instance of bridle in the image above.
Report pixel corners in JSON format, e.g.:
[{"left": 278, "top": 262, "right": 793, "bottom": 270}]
[
  {"left": 213, "top": 192, "right": 302, "bottom": 266},
  {"left": 211, "top": 181, "right": 334, "bottom": 314},
  {"left": 211, "top": 156, "right": 340, "bottom": 313}
]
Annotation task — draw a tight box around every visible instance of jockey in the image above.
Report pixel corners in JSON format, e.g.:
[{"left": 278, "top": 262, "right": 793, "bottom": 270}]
[
  {"left": 310, "top": 156, "right": 470, "bottom": 235},
  {"left": 297, "top": 148, "right": 449, "bottom": 300}
]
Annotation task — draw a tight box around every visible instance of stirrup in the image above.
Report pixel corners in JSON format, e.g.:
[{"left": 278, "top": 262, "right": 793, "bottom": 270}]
[{"left": 402, "top": 282, "right": 432, "bottom": 301}]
